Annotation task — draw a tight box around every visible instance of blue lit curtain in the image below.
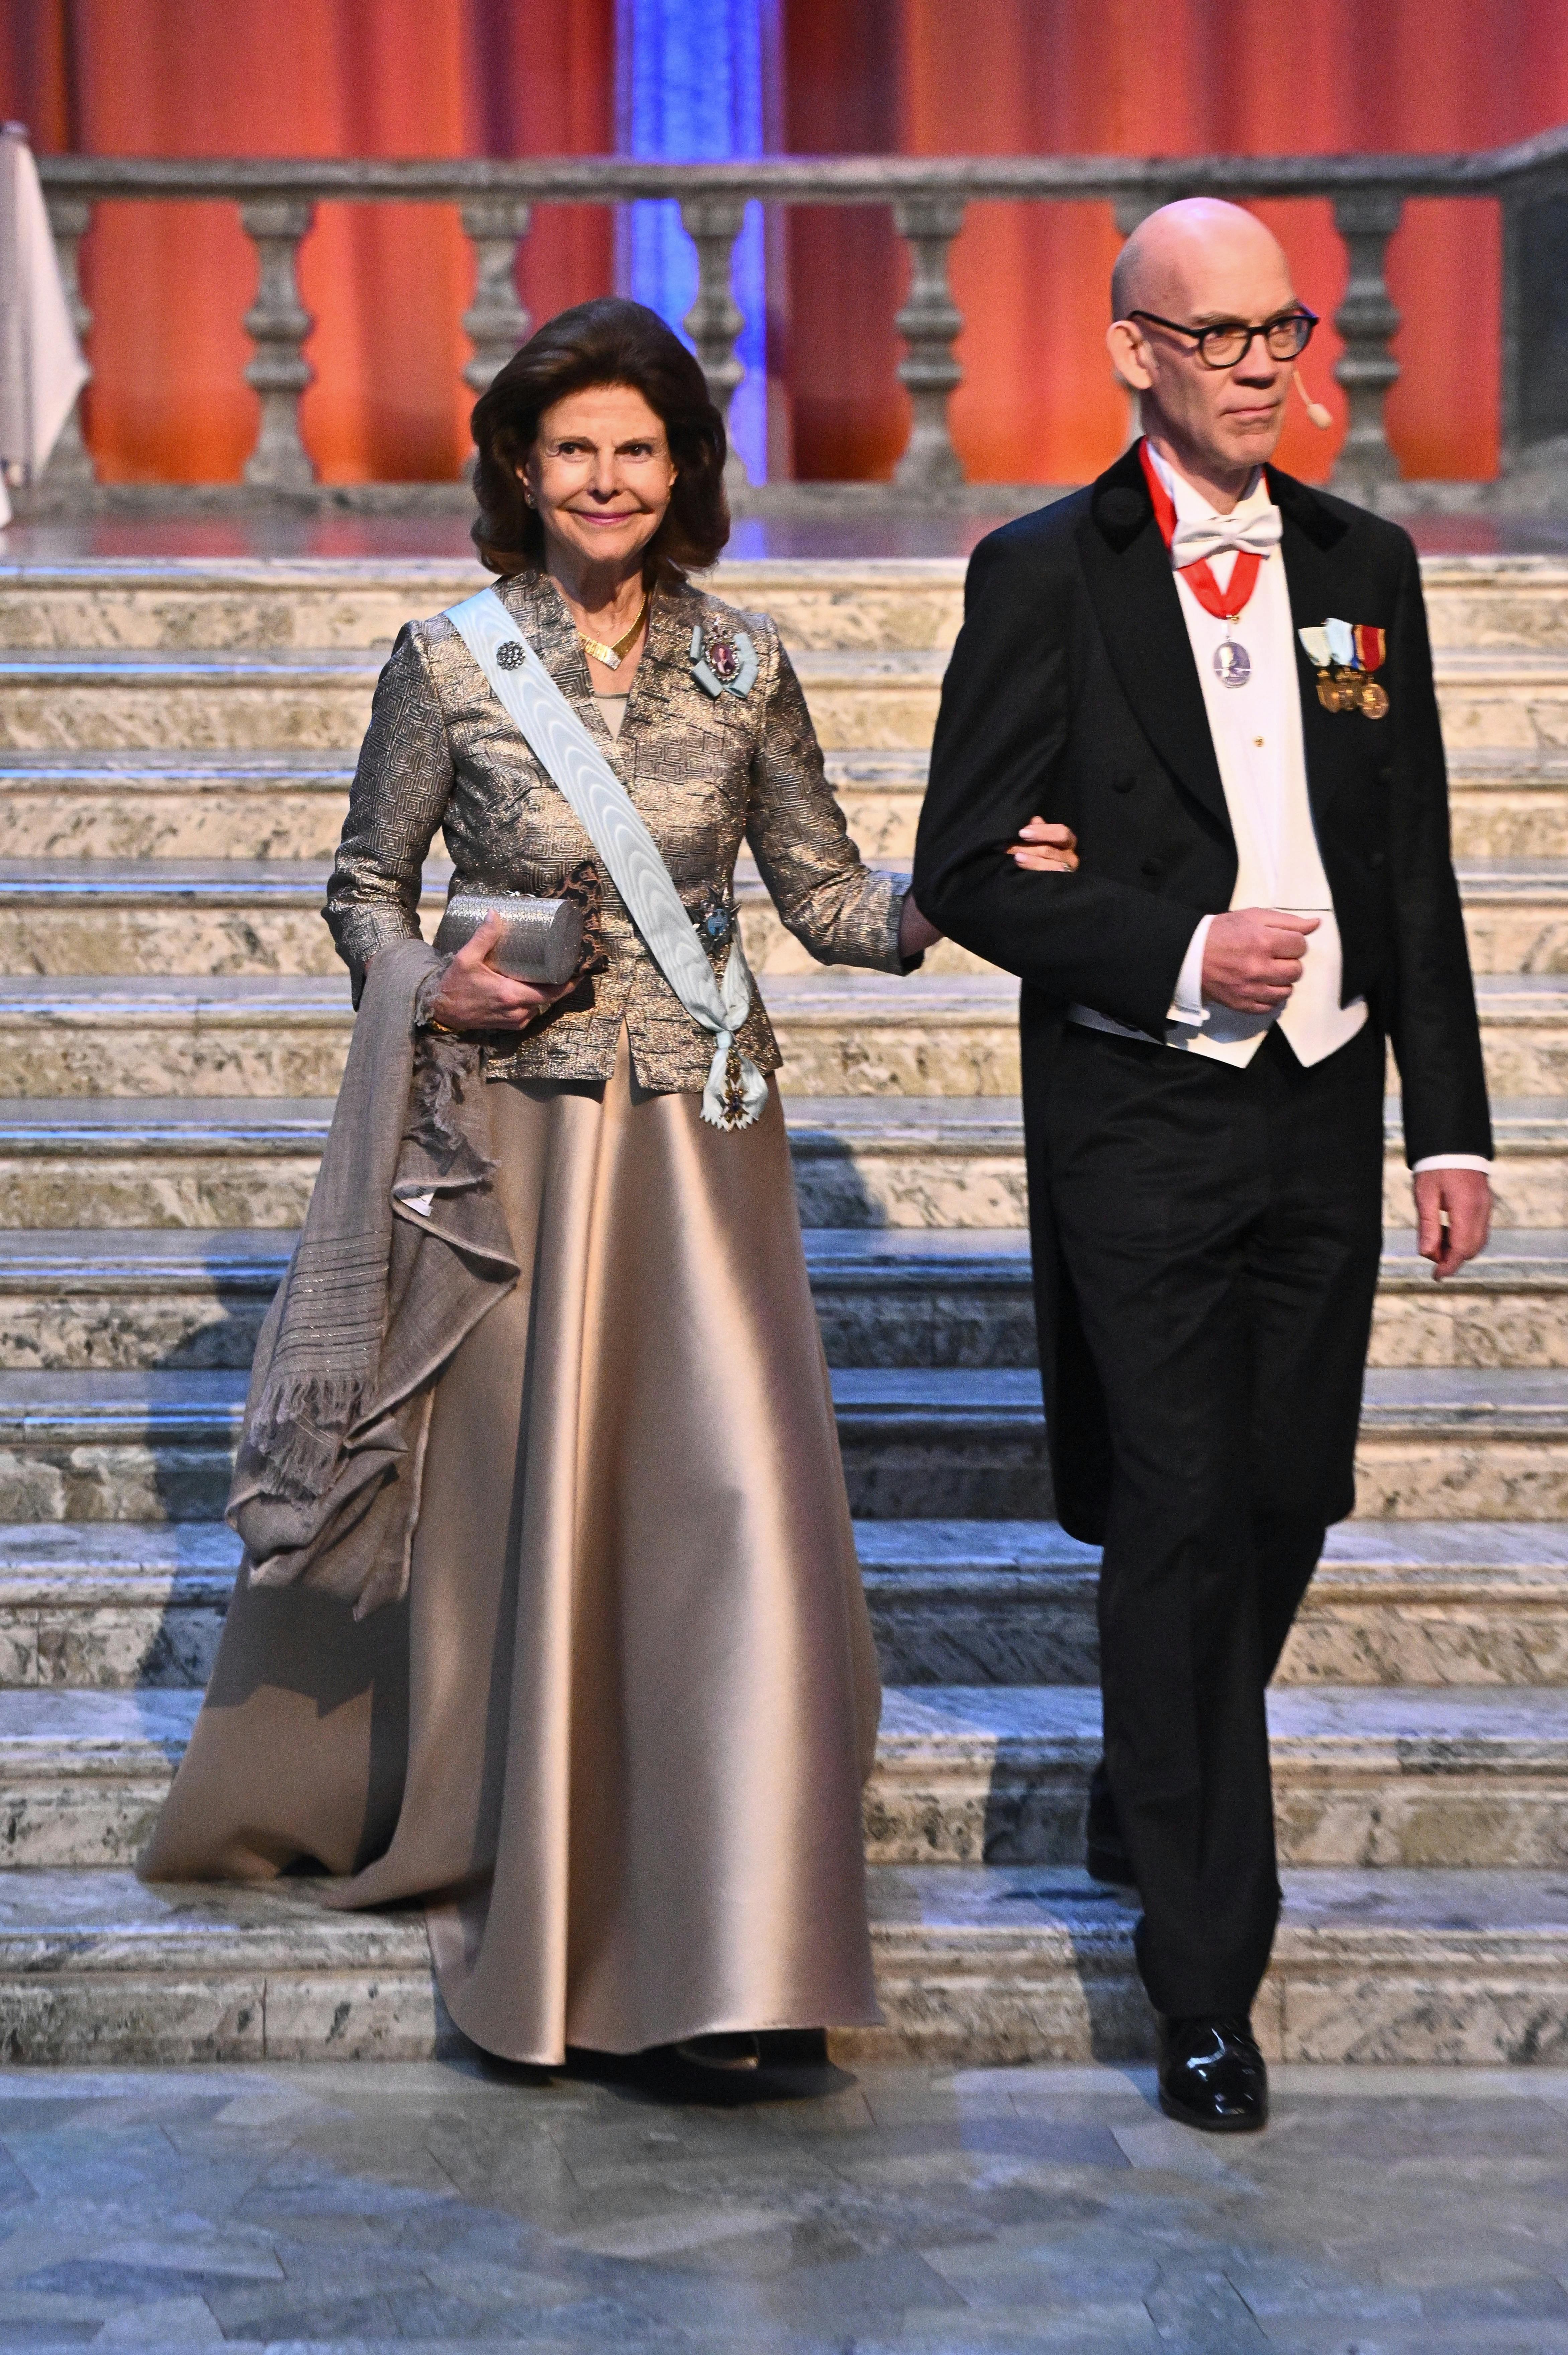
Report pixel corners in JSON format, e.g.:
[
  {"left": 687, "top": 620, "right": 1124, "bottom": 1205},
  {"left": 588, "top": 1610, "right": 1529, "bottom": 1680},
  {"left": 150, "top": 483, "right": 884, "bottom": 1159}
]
[{"left": 616, "top": 0, "right": 777, "bottom": 479}]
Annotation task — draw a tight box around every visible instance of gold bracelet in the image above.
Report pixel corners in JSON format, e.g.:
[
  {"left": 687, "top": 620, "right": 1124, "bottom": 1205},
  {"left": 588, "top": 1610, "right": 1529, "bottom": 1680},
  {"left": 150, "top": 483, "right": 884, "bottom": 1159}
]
[{"left": 426, "top": 1015, "right": 460, "bottom": 1036}]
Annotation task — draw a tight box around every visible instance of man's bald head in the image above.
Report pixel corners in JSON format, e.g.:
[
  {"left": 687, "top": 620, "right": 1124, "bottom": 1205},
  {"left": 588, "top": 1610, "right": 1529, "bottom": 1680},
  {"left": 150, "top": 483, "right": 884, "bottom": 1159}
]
[
  {"left": 1105, "top": 198, "right": 1304, "bottom": 502},
  {"left": 1111, "top": 199, "right": 1293, "bottom": 326}
]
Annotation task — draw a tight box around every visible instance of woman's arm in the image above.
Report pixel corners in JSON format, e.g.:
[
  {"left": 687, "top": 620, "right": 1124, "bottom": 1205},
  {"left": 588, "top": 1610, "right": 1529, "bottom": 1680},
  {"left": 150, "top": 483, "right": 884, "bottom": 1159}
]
[
  {"left": 324, "top": 622, "right": 457, "bottom": 1005},
  {"left": 745, "top": 627, "right": 931, "bottom": 973}
]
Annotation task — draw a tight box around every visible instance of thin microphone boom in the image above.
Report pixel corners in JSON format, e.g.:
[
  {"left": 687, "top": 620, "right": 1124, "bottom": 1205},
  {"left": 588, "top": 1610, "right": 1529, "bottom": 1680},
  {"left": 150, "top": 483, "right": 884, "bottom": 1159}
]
[{"left": 1294, "top": 369, "right": 1332, "bottom": 430}]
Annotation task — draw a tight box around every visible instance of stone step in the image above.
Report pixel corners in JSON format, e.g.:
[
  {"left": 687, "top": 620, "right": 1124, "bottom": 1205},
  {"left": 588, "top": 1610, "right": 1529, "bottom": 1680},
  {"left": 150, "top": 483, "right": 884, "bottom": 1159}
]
[
  {"left": 0, "top": 653, "right": 382, "bottom": 755},
  {"left": 0, "top": 749, "right": 917, "bottom": 864},
  {"left": 0, "top": 972, "right": 1026, "bottom": 1099},
  {"left": 1430, "top": 649, "right": 1568, "bottom": 756},
  {"left": 0, "top": 851, "right": 1548, "bottom": 982},
  {"left": 0, "top": 1521, "right": 236, "bottom": 1689},
  {"left": 0, "top": 1094, "right": 1562, "bottom": 1234},
  {"left": 0, "top": 552, "right": 1563, "bottom": 661},
  {"left": 0, "top": 852, "right": 1001, "bottom": 984},
  {"left": 8, "top": 1517, "right": 1568, "bottom": 1696},
  {"left": 0, "top": 558, "right": 969, "bottom": 656},
  {"left": 4, "top": 1860, "right": 1566, "bottom": 2066},
  {"left": 1445, "top": 750, "right": 1568, "bottom": 861},
  {"left": 0, "top": 642, "right": 1561, "bottom": 762},
  {"left": 6, "top": 1681, "right": 1568, "bottom": 1874},
  {"left": 0, "top": 1097, "right": 336, "bottom": 1231},
  {"left": 0, "top": 756, "right": 357, "bottom": 861},
  {"left": 1, "top": 744, "right": 1559, "bottom": 878},
  {"left": 1373, "top": 1227, "right": 1568, "bottom": 1369},
  {"left": 1419, "top": 556, "right": 1568, "bottom": 651},
  {"left": 1454, "top": 859, "right": 1568, "bottom": 975},
  {"left": 824, "top": 750, "right": 1568, "bottom": 869},
  {"left": 0, "top": 1362, "right": 1046, "bottom": 1523},
  {"left": 862, "top": 1518, "right": 1568, "bottom": 1689},
  {"left": 0, "top": 970, "right": 1562, "bottom": 1103},
  {"left": 4, "top": 1225, "right": 1566, "bottom": 1374},
  {"left": 0, "top": 647, "right": 947, "bottom": 757},
  {"left": 870, "top": 1684, "right": 1568, "bottom": 1872},
  {"left": 0, "top": 1363, "right": 1565, "bottom": 1524}
]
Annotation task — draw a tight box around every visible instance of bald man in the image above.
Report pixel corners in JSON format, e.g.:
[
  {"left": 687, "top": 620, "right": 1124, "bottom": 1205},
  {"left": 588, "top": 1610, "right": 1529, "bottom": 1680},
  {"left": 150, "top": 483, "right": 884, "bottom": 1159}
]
[{"left": 914, "top": 200, "right": 1491, "bottom": 2132}]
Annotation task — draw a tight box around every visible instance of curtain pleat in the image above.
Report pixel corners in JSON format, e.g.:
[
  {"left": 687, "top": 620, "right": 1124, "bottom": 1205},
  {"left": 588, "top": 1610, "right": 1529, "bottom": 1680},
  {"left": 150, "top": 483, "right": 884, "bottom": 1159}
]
[
  {"left": 0, "top": 0, "right": 1562, "bottom": 483},
  {"left": 0, "top": 0, "right": 613, "bottom": 483},
  {"left": 784, "top": 0, "right": 1568, "bottom": 485}
]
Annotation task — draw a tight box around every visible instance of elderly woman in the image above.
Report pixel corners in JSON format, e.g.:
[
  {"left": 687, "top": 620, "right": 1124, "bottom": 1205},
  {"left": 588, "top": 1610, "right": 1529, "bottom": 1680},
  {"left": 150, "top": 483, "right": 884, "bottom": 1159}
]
[{"left": 142, "top": 297, "right": 1073, "bottom": 2080}]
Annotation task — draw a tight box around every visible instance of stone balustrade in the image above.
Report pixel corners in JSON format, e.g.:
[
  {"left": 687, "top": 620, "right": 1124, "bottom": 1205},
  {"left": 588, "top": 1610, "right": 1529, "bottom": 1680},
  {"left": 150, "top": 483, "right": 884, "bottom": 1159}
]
[{"left": 33, "top": 129, "right": 1568, "bottom": 497}]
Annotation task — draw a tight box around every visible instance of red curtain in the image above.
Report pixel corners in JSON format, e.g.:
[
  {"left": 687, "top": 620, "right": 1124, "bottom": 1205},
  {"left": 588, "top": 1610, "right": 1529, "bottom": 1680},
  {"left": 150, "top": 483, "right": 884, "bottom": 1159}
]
[
  {"left": 1, "top": 0, "right": 1565, "bottom": 484},
  {"left": 783, "top": 0, "right": 1568, "bottom": 484},
  {"left": 0, "top": 0, "right": 613, "bottom": 481}
]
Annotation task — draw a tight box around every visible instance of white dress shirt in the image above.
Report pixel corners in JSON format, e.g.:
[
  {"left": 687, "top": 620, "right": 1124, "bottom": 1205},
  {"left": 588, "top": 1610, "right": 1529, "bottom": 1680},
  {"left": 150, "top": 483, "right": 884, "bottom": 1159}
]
[{"left": 1070, "top": 447, "right": 1487, "bottom": 1176}]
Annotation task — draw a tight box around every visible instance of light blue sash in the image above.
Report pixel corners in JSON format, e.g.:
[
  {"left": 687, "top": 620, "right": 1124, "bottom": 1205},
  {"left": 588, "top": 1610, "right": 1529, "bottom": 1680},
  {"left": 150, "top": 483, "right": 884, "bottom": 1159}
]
[{"left": 445, "top": 586, "right": 766, "bottom": 1130}]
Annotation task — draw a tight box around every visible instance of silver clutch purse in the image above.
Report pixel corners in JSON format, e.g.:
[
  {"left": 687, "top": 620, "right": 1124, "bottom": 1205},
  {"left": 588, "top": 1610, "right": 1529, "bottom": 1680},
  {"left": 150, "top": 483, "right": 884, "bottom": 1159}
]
[{"left": 433, "top": 890, "right": 586, "bottom": 986}]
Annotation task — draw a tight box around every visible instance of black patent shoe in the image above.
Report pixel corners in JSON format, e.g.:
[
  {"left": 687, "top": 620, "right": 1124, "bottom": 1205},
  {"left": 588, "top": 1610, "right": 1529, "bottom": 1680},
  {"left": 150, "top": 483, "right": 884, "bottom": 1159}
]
[
  {"left": 1158, "top": 2014, "right": 1268, "bottom": 2134},
  {"left": 649, "top": 2028, "right": 852, "bottom": 2105},
  {"left": 671, "top": 2030, "right": 760, "bottom": 2073}
]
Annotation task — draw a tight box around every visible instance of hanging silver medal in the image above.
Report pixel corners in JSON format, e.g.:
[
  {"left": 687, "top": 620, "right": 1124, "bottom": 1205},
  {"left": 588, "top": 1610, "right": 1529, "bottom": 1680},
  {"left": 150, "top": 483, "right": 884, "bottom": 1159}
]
[{"left": 1213, "top": 618, "right": 1251, "bottom": 689}]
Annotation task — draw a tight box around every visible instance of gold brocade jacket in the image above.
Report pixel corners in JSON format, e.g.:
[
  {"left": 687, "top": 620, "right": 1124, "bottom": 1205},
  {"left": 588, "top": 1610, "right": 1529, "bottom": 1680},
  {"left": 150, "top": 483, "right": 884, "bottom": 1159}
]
[{"left": 325, "top": 569, "right": 912, "bottom": 1090}]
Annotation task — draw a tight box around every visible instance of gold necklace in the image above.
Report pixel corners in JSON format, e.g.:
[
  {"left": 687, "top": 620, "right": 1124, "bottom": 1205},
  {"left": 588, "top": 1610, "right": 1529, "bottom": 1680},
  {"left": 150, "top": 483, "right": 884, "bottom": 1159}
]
[{"left": 578, "top": 591, "right": 650, "bottom": 672}]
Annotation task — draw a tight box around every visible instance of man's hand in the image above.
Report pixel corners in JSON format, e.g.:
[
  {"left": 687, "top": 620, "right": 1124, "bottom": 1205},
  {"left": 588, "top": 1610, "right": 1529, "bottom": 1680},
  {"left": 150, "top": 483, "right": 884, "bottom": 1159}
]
[
  {"left": 429, "top": 912, "right": 577, "bottom": 1032},
  {"left": 1007, "top": 817, "right": 1080, "bottom": 873},
  {"left": 1201, "top": 907, "right": 1319, "bottom": 1014},
  {"left": 1414, "top": 1166, "right": 1491, "bottom": 1281},
  {"left": 898, "top": 894, "right": 943, "bottom": 957}
]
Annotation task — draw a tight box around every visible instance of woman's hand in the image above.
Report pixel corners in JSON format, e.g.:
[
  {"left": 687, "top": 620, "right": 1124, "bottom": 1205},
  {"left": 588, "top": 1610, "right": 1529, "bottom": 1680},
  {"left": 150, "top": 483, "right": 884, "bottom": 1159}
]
[
  {"left": 428, "top": 913, "right": 577, "bottom": 1033},
  {"left": 1007, "top": 818, "right": 1079, "bottom": 873},
  {"left": 898, "top": 893, "right": 943, "bottom": 958}
]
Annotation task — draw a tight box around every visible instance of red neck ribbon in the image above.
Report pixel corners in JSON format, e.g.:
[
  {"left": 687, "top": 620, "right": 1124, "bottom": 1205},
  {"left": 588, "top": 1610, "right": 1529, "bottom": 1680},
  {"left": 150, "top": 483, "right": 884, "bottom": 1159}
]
[{"left": 1138, "top": 440, "right": 1263, "bottom": 625}]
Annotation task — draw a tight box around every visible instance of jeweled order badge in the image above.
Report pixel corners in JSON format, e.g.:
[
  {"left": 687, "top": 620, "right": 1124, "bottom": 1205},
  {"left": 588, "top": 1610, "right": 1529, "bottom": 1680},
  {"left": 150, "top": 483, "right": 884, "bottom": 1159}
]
[{"left": 690, "top": 621, "right": 759, "bottom": 701}]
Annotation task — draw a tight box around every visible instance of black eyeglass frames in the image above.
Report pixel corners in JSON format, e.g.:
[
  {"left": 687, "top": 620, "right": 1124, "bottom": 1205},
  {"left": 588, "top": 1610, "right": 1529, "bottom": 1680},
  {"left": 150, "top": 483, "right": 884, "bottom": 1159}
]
[{"left": 1127, "top": 307, "right": 1319, "bottom": 370}]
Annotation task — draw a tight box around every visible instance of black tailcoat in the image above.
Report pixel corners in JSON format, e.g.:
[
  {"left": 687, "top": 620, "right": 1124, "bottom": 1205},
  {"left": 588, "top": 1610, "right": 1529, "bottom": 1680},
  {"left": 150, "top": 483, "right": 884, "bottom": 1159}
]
[{"left": 913, "top": 443, "right": 1492, "bottom": 1541}]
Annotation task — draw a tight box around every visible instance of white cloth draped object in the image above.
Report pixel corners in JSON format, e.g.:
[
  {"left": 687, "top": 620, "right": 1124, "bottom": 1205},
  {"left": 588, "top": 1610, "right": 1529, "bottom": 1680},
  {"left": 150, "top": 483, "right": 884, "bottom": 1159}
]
[
  {"left": 445, "top": 585, "right": 769, "bottom": 1130},
  {"left": 0, "top": 125, "right": 87, "bottom": 528}
]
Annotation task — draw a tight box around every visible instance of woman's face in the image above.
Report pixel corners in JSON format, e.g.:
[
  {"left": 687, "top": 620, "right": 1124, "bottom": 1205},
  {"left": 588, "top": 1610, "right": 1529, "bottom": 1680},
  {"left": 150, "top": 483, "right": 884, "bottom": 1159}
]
[{"left": 522, "top": 384, "right": 677, "bottom": 577}]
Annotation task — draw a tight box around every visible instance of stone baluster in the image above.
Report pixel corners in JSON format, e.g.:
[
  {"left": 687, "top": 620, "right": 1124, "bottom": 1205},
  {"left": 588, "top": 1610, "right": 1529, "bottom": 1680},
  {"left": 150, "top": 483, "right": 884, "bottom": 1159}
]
[
  {"left": 461, "top": 199, "right": 533, "bottom": 397},
  {"left": 41, "top": 194, "right": 95, "bottom": 486},
  {"left": 240, "top": 198, "right": 316, "bottom": 489},
  {"left": 679, "top": 194, "right": 749, "bottom": 484},
  {"left": 1331, "top": 192, "right": 1403, "bottom": 495},
  {"left": 892, "top": 195, "right": 966, "bottom": 490}
]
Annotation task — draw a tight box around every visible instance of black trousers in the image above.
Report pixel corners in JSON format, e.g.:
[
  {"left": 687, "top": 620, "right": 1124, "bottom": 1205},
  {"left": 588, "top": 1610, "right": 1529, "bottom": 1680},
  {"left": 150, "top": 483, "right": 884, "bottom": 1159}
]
[{"left": 1041, "top": 1019, "right": 1386, "bottom": 2017}]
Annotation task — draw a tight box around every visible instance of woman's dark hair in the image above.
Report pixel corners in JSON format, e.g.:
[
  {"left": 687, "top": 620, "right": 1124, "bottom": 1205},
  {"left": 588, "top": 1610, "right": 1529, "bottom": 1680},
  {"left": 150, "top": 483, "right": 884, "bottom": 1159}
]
[{"left": 470, "top": 296, "right": 729, "bottom": 581}]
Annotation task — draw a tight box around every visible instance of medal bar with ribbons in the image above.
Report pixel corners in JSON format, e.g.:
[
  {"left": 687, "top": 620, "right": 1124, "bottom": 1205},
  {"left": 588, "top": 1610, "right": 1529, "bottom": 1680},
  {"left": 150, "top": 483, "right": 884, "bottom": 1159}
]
[
  {"left": 1139, "top": 441, "right": 1262, "bottom": 690},
  {"left": 1299, "top": 617, "right": 1389, "bottom": 719}
]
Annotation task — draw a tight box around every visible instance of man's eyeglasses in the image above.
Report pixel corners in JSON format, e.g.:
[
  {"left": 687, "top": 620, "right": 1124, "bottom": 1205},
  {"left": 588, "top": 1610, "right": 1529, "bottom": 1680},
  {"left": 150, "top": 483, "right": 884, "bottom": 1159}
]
[{"left": 1128, "top": 307, "right": 1319, "bottom": 371}]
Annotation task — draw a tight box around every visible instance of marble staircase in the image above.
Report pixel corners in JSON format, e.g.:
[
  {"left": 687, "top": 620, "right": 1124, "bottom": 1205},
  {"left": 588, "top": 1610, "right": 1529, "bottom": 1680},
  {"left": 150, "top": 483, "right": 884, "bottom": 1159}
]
[{"left": 3, "top": 554, "right": 1568, "bottom": 2071}]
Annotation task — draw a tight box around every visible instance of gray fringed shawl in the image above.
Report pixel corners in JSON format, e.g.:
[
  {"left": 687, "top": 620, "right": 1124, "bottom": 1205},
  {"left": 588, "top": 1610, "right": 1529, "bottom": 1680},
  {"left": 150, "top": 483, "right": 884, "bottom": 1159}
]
[{"left": 228, "top": 937, "right": 518, "bottom": 1618}]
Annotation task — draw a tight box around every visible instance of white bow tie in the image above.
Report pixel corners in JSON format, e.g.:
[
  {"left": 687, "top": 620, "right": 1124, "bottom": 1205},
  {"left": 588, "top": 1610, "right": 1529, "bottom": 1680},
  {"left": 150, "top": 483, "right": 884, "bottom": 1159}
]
[{"left": 1170, "top": 507, "right": 1283, "bottom": 570}]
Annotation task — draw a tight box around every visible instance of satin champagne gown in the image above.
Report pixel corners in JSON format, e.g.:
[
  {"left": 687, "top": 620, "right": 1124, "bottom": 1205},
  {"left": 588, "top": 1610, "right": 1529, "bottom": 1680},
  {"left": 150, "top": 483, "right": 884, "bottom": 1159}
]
[{"left": 141, "top": 575, "right": 898, "bottom": 2063}]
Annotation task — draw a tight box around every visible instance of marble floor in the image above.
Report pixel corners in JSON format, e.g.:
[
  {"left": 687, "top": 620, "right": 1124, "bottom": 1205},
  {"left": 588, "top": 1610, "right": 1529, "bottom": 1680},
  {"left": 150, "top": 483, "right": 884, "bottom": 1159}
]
[{"left": 1, "top": 2060, "right": 1568, "bottom": 2352}]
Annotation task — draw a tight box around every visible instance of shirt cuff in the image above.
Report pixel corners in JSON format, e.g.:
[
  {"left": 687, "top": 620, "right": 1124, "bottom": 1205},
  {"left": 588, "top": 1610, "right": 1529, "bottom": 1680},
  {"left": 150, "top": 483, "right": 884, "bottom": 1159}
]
[
  {"left": 1169, "top": 914, "right": 1215, "bottom": 1026},
  {"left": 1411, "top": 1155, "right": 1493, "bottom": 1176}
]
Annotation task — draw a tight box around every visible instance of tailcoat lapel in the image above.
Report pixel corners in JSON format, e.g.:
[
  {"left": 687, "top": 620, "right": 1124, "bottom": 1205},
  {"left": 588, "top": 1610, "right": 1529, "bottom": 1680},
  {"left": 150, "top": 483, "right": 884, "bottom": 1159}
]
[
  {"left": 1074, "top": 443, "right": 1229, "bottom": 831},
  {"left": 1267, "top": 465, "right": 1354, "bottom": 837}
]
